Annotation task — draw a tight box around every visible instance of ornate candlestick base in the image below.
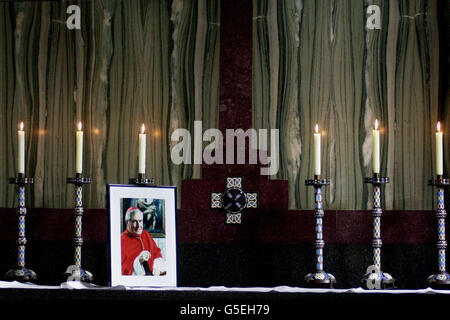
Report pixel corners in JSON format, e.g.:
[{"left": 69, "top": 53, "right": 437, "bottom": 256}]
[
  {"left": 129, "top": 173, "right": 154, "bottom": 185},
  {"left": 427, "top": 177, "right": 450, "bottom": 288},
  {"left": 361, "top": 174, "right": 395, "bottom": 289},
  {"left": 5, "top": 174, "right": 37, "bottom": 282},
  {"left": 304, "top": 176, "right": 336, "bottom": 288},
  {"left": 304, "top": 272, "right": 336, "bottom": 287},
  {"left": 63, "top": 265, "right": 93, "bottom": 283},
  {"left": 64, "top": 174, "right": 93, "bottom": 283},
  {"left": 427, "top": 272, "right": 450, "bottom": 287},
  {"left": 5, "top": 268, "right": 37, "bottom": 282}
]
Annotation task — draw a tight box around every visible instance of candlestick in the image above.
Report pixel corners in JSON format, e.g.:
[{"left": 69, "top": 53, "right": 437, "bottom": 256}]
[
  {"left": 139, "top": 124, "right": 146, "bottom": 174},
  {"left": 64, "top": 173, "right": 93, "bottom": 282},
  {"left": 304, "top": 176, "right": 336, "bottom": 288},
  {"left": 373, "top": 119, "right": 380, "bottom": 174},
  {"left": 18, "top": 122, "right": 25, "bottom": 174},
  {"left": 5, "top": 174, "right": 36, "bottom": 282},
  {"left": 427, "top": 177, "right": 450, "bottom": 288},
  {"left": 314, "top": 124, "right": 321, "bottom": 175},
  {"left": 76, "top": 122, "right": 83, "bottom": 174},
  {"left": 361, "top": 174, "right": 395, "bottom": 289},
  {"left": 436, "top": 122, "right": 443, "bottom": 176}
]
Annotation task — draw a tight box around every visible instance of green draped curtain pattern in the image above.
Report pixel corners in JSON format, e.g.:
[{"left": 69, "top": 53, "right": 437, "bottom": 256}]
[
  {"left": 0, "top": 0, "right": 447, "bottom": 211},
  {"left": 0, "top": 0, "right": 220, "bottom": 209},
  {"left": 252, "top": 0, "right": 445, "bottom": 210}
]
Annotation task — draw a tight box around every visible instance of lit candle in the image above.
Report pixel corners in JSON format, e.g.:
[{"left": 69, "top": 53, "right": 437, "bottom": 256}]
[
  {"left": 314, "top": 124, "right": 321, "bottom": 176},
  {"left": 76, "top": 122, "right": 83, "bottom": 174},
  {"left": 436, "top": 121, "right": 443, "bottom": 176},
  {"left": 373, "top": 119, "right": 380, "bottom": 174},
  {"left": 18, "top": 122, "right": 25, "bottom": 174},
  {"left": 139, "top": 124, "right": 146, "bottom": 174}
]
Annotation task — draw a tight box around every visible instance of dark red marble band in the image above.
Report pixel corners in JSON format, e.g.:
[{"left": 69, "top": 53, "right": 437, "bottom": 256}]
[{"left": 0, "top": 207, "right": 439, "bottom": 245}]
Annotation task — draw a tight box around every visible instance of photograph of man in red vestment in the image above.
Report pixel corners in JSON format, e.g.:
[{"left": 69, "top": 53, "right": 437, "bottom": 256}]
[{"left": 121, "top": 206, "right": 166, "bottom": 276}]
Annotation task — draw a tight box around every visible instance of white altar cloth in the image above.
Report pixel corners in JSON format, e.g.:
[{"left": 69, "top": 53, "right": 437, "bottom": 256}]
[{"left": 1, "top": 280, "right": 450, "bottom": 294}]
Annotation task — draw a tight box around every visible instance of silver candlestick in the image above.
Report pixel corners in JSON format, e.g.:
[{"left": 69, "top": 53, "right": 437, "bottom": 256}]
[
  {"left": 5, "top": 174, "right": 37, "bottom": 282},
  {"left": 64, "top": 173, "right": 93, "bottom": 282},
  {"left": 427, "top": 176, "right": 450, "bottom": 288},
  {"left": 361, "top": 174, "right": 395, "bottom": 289},
  {"left": 304, "top": 175, "right": 336, "bottom": 288}
]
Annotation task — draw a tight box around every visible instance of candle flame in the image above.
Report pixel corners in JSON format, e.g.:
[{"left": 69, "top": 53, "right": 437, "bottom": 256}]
[
  {"left": 314, "top": 124, "right": 319, "bottom": 134},
  {"left": 141, "top": 124, "right": 146, "bottom": 134},
  {"left": 19, "top": 122, "right": 24, "bottom": 131},
  {"left": 374, "top": 119, "right": 379, "bottom": 130},
  {"left": 437, "top": 121, "right": 441, "bottom": 132},
  {"left": 77, "top": 122, "right": 82, "bottom": 131}
]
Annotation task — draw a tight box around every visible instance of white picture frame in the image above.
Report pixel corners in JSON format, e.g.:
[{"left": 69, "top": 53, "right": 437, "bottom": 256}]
[{"left": 107, "top": 184, "right": 177, "bottom": 287}]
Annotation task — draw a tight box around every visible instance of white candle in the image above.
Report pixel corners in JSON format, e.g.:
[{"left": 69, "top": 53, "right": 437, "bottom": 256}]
[
  {"left": 436, "top": 121, "right": 443, "bottom": 176},
  {"left": 373, "top": 119, "right": 380, "bottom": 174},
  {"left": 314, "top": 124, "right": 321, "bottom": 175},
  {"left": 139, "top": 124, "right": 146, "bottom": 174},
  {"left": 76, "top": 122, "right": 83, "bottom": 174},
  {"left": 18, "top": 122, "right": 25, "bottom": 174}
]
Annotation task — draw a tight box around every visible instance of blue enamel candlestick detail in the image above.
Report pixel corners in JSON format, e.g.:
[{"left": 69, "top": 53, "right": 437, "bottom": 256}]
[
  {"left": 362, "top": 174, "right": 395, "bottom": 289},
  {"left": 5, "top": 174, "right": 36, "bottom": 282},
  {"left": 304, "top": 176, "right": 336, "bottom": 288},
  {"left": 64, "top": 174, "right": 93, "bottom": 282},
  {"left": 427, "top": 177, "right": 450, "bottom": 288}
]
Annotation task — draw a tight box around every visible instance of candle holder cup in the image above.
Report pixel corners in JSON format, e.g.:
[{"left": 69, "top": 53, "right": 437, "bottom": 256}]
[
  {"left": 304, "top": 175, "right": 336, "bottom": 288},
  {"left": 427, "top": 176, "right": 450, "bottom": 288},
  {"left": 5, "top": 173, "right": 37, "bottom": 282},
  {"left": 129, "top": 173, "right": 155, "bottom": 185},
  {"left": 361, "top": 174, "right": 395, "bottom": 289},
  {"left": 64, "top": 173, "right": 93, "bottom": 282}
]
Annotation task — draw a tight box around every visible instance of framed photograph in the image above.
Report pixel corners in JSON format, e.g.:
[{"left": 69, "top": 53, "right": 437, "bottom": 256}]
[{"left": 107, "top": 184, "right": 177, "bottom": 287}]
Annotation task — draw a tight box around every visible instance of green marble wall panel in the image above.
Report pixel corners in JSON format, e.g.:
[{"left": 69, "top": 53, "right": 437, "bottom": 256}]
[
  {"left": 0, "top": 0, "right": 219, "bottom": 208},
  {"left": 253, "top": 0, "right": 445, "bottom": 210},
  {"left": 0, "top": 0, "right": 447, "bottom": 211}
]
